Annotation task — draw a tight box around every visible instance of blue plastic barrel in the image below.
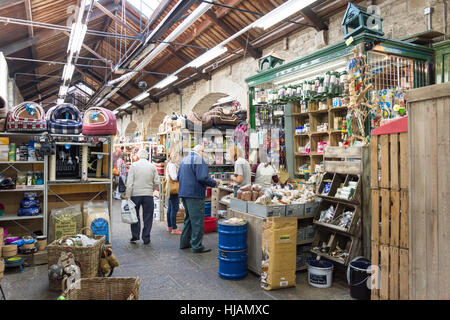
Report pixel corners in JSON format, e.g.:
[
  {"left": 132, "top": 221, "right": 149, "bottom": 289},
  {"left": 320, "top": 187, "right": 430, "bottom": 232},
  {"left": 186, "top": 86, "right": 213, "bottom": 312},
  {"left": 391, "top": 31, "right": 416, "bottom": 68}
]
[
  {"left": 218, "top": 219, "right": 247, "bottom": 251},
  {"left": 205, "top": 202, "right": 211, "bottom": 217},
  {"left": 218, "top": 249, "right": 248, "bottom": 280}
]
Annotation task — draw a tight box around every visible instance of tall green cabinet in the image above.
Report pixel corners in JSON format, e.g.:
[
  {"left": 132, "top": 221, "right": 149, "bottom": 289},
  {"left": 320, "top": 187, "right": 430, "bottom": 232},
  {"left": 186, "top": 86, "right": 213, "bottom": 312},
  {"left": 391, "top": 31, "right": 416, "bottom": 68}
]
[{"left": 434, "top": 40, "right": 450, "bottom": 84}]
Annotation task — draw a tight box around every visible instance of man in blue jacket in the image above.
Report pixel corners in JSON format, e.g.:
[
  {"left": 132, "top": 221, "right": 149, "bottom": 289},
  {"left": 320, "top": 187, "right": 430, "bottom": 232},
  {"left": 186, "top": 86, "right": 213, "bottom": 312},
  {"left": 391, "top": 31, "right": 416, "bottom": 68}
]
[{"left": 178, "top": 145, "right": 217, "bottom": 253}]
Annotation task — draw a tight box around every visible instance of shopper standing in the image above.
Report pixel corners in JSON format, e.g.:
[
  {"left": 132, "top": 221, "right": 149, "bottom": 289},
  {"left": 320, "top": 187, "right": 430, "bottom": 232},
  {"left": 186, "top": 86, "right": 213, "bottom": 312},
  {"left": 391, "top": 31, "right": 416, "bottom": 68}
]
[
  {"left": 126, "top": 149, "right": 159, "bottom": 244},
  {"left": 178, "top": 145, "right": 217, "bottom": 253},
  {"left": 229, "top": 145, "right": 251, "bottom": 196},
  {"left": 165, "top": 152, "right": 182, "bottom": 235},
  {"left": 114, "top": 152, "right": 128, "bottom": 199}
]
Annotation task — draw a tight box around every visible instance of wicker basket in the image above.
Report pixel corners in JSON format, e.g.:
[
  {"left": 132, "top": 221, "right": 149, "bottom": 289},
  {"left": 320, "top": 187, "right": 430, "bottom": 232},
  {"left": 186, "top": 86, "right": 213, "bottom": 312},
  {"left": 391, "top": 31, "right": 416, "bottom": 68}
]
[
  {"left": 47, "top": 230, "right": 105, "bottom": 291},
  {"left": 62, "top": 277, "right": 140, "bottom": 300}
]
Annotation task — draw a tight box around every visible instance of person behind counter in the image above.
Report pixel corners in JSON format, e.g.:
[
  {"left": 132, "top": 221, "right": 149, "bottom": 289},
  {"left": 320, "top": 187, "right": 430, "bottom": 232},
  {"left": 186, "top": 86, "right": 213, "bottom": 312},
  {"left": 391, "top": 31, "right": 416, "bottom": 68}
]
[
  {"left": 177, "top": 145, "right": 217, "bottom": 253},
  {"left": 228, "top": 145, "right": 251, "bottom": 197},
  {"left": 251, "top": 155, "right": 279, "bottom": 188}
]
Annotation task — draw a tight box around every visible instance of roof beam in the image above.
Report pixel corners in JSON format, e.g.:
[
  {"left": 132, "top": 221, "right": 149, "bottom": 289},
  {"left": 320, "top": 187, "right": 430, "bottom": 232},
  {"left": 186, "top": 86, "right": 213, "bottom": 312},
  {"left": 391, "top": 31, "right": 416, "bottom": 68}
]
[
  {"left": 204, "top": 10, "right": 261, "bottom": 59},
  {"left": 0, "top": 0, "right": 24, "bottom": 10},
  {"left": 0, "top": 37, "right": 39, "bottom": 56},
  {"left": 299, "top": 7, "right": 328, "bottom": 31}
]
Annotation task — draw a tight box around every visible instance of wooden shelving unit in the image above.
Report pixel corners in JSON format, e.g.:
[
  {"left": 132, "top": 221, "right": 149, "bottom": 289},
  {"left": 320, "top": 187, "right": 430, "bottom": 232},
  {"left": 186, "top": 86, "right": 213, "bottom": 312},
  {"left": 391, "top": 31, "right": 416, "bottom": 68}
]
[
  {"left": 309, "top": 147, "right": 366, "bottom": 266},
  {"left": 291, "top": 100, "right": 348, "bottom": 176}
]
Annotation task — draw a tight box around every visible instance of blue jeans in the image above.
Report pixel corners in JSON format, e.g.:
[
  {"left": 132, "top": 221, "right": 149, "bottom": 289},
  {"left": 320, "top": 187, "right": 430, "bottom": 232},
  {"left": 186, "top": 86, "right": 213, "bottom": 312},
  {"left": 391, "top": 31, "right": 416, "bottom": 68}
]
[
  {"left": 167, "top": 194, "right": 179, "bottom": 229},
  {"left": 130, "top": 196, "right": 154, "bottom": 243}
]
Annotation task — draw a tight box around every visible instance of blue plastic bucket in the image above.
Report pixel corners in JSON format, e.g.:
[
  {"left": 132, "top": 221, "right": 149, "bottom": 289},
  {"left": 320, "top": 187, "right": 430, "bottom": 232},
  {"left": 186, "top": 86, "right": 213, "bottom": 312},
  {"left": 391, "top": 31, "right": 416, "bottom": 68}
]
[
  {"left": 205, "top": 202, "right": 211, "bottom": 217},
  {"left": 218, "top": 249, "right": 248, "bottom": 280},
  {"left": 218, "top": 219, "right": 247, "bottom": 251}
]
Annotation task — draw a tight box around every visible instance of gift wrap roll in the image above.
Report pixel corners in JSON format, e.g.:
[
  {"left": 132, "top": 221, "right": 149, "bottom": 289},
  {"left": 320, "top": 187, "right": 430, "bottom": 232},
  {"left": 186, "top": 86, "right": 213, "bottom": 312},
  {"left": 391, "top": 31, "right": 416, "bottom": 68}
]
[{"left": 49, "top": 154, "right": 56, "bottom": 181}]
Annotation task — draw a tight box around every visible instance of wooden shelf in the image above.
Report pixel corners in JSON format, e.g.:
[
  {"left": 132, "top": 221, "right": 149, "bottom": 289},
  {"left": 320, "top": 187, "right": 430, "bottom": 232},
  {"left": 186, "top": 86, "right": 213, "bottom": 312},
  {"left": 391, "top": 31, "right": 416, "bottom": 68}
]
[
  {"left": 330, "top": 106, "right": 348, "bottom": 112},
  {"left": 0, "top": 161, "right": 44, "bottom": 164},
  {"left": 296, "top": 265, "right": 308, "bottom": 271},
  {"left": 313, "top": 220, "right": 351, "bottom": 234},
  {"left": 0, "top": 214, "right": 44, "bottom": 221},
  {"left": 310, "top": 131, "right": 329, "bottom": 136},
  {"left": 311, "top": 249, "right": 346, "bottom": 265},
  {"left": 309, "top": 109, "right": 329, "bottom": 114},
  {"left": 292, "top": 112, "right": 309, "bottom": 117},
  {"left": 310, "top": 152, "right": 324, "bottom": 156},
  {"left": 0, "top": 187, "right": 44, "bottom": 192},
  {"left": 294, "top": 153, "right": 310, "bottom": 157},
  {"left": 297, "top": 239, "right": 314, "bottom": 245}
]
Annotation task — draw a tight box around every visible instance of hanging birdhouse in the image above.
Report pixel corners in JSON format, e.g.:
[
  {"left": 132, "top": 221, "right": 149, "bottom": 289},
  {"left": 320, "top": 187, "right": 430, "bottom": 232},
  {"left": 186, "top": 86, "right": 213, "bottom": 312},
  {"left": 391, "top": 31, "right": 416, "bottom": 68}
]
[
  {"left": 258, "top": 51, "right": 284, "bottom": 72},
  {"left": 342, "top": 3, "right": 384, "bottom": 39}
]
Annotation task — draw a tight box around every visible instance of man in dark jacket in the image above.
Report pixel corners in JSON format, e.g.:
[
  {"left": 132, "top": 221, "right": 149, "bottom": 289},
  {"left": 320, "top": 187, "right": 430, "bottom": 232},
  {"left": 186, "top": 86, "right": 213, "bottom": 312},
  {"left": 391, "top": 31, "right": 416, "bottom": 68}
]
[{"left": 178, "top": 145, "right": 217, "bottom": 253}]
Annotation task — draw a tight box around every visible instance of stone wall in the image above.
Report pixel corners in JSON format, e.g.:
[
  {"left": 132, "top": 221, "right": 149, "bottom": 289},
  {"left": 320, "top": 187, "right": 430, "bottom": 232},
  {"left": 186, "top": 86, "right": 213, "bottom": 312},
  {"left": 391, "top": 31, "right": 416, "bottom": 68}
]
[{"left": 117, "top": 0, "right": 450, "bottom": 137}]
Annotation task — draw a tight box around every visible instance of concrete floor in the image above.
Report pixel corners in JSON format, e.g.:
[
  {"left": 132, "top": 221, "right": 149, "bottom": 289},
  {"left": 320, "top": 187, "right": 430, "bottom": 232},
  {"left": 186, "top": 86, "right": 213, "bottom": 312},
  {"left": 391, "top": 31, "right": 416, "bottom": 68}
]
[{"left": 0, "top": 200, "right": 353, "bottom": 300}]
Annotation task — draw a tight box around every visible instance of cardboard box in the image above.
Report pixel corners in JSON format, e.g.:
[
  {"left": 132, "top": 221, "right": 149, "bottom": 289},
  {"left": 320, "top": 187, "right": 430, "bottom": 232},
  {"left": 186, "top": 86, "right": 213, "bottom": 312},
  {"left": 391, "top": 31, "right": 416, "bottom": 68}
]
[
  {"left": 0, "top": 137, "right": 9, "bottom": 145},
  {"left": 261, "top": 217, "right": 297, "bottom": 291}
]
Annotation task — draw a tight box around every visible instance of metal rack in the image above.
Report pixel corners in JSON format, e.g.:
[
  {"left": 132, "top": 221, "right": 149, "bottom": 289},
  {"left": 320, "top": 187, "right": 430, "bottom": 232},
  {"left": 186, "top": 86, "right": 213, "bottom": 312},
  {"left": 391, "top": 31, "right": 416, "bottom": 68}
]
[
  {"left": 0, "top": 132, "right": 48, "bottom": 236},
  {"left": 46, "top": 134, "right": 114, "bottom": 238},
  {"left": 0, "top": 133, "right": 113, "bottom": 238}
]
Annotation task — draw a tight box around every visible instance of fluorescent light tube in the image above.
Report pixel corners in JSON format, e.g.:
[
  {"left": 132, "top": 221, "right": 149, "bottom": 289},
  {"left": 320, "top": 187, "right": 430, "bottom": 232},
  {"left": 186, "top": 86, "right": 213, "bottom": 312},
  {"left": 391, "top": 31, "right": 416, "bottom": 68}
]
[
  {"left": 253, "top": 0, "right": 318, "bottom": 30},
  {"left": 188, "top": 46, "right": 228, "bottom": 68},
  {"left": 62, "top": 64, "right": 75, "bottom": 81},
  {"left": 59, "top": 85, "right": 68, "bottom": 96},
  {"left": 66, "top": 23, "right": 77, "bottom": 53},
  {"left": 120, "top": 102, "right": 131, "bottom": 110},
  {"left": 69, "top": 23, "right": 87, "bottom": 54},
  {"left": 134, "top": 92, "right": 150, "bottom": 101},
  {"left": 75, "top": 24, "right": 88, "bottom": 54},
  {"left": 154, "top": 75, "right": 178, "bottom": 89}
]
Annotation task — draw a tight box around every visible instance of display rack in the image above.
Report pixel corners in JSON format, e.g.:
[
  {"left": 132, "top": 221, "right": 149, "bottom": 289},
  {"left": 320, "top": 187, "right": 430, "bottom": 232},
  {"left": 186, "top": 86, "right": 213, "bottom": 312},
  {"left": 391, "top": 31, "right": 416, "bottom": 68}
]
[
  {"left": 46, "top": 134, "right": 113, "bottom": 240},
  {"left": 0, "top": 132, "right": 48, "bottom": 236},
  {"left": 0, "top": 133, "right": 114, "bottom": 240},
  {"left": 309, "top": 147, "right": 367, "bottom": 266},
  {"left": 245, "top": 31, "right": 433, "bottom": 179}
]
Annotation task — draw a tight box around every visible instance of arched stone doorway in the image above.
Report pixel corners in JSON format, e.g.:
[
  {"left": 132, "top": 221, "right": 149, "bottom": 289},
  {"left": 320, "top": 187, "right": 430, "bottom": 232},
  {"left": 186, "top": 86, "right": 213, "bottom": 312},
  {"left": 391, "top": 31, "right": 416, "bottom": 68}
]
[
  {"left": 147, "top": 111, "right": 167, "bottom": 136},
  {"left": 192, "top": 92, "right": 228, "bottom": 114},
  {"left": 125, "top": 120, "right": 137, "bottom": 135}
]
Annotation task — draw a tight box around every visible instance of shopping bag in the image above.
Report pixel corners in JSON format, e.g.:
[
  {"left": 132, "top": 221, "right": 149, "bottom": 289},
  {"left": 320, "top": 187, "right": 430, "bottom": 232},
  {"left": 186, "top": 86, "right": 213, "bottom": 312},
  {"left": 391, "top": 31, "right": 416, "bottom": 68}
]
[{"left": 121, "top": 199, "right": 138, "bottom": 224}]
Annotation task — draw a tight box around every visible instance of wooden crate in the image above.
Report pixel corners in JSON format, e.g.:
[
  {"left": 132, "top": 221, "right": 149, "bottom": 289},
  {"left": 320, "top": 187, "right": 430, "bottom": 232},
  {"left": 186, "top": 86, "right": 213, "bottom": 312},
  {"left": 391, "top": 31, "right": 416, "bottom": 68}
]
[
  {"left": 371, "top": 243, "right": 409, "bottom": 300},
  {"left": 370, "top": 133, "right": 408, "bottom": 190},
  {"left": 324, "top": 146, "right": 364, "bottom": 175},
  {"left": 407, "top": 82, "right": 450, "bottom": 299},
  {"left": 371, "top": 189, "right": 409, "bottom": 249}
]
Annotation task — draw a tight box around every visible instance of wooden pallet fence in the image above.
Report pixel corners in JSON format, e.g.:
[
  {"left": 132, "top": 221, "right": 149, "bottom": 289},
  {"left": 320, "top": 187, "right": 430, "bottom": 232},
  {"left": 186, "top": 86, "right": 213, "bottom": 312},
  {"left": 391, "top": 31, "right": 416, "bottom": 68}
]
[
  {"left": 370, "top": 128, "right": 409, "bottom": 300},
  {"left": 371, "top": 243, "right": 409, "bottom": 300},
  {"left": 370, "top": 133, "right": 408, "bottom": 190},
  {"left": 371, "top": 189, "right": 409, "bottom": 249}
]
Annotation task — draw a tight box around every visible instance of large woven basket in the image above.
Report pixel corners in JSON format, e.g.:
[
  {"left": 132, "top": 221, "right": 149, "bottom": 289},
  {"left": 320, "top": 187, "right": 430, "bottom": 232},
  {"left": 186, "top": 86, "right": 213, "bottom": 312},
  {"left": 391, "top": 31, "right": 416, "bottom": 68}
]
[
  {"left": 62, "top": 277, "right": 140, "bottom": 300},
  {"left": 47, "top": 231, "right": 105, "bottom": 291}
]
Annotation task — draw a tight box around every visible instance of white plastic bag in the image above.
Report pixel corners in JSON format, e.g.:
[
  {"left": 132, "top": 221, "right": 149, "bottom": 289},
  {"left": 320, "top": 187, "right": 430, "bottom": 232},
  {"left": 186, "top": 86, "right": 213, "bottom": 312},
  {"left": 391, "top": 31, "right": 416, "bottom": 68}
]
[{"left": 121, "top": 199, "right": 138, "bottom": 224}]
